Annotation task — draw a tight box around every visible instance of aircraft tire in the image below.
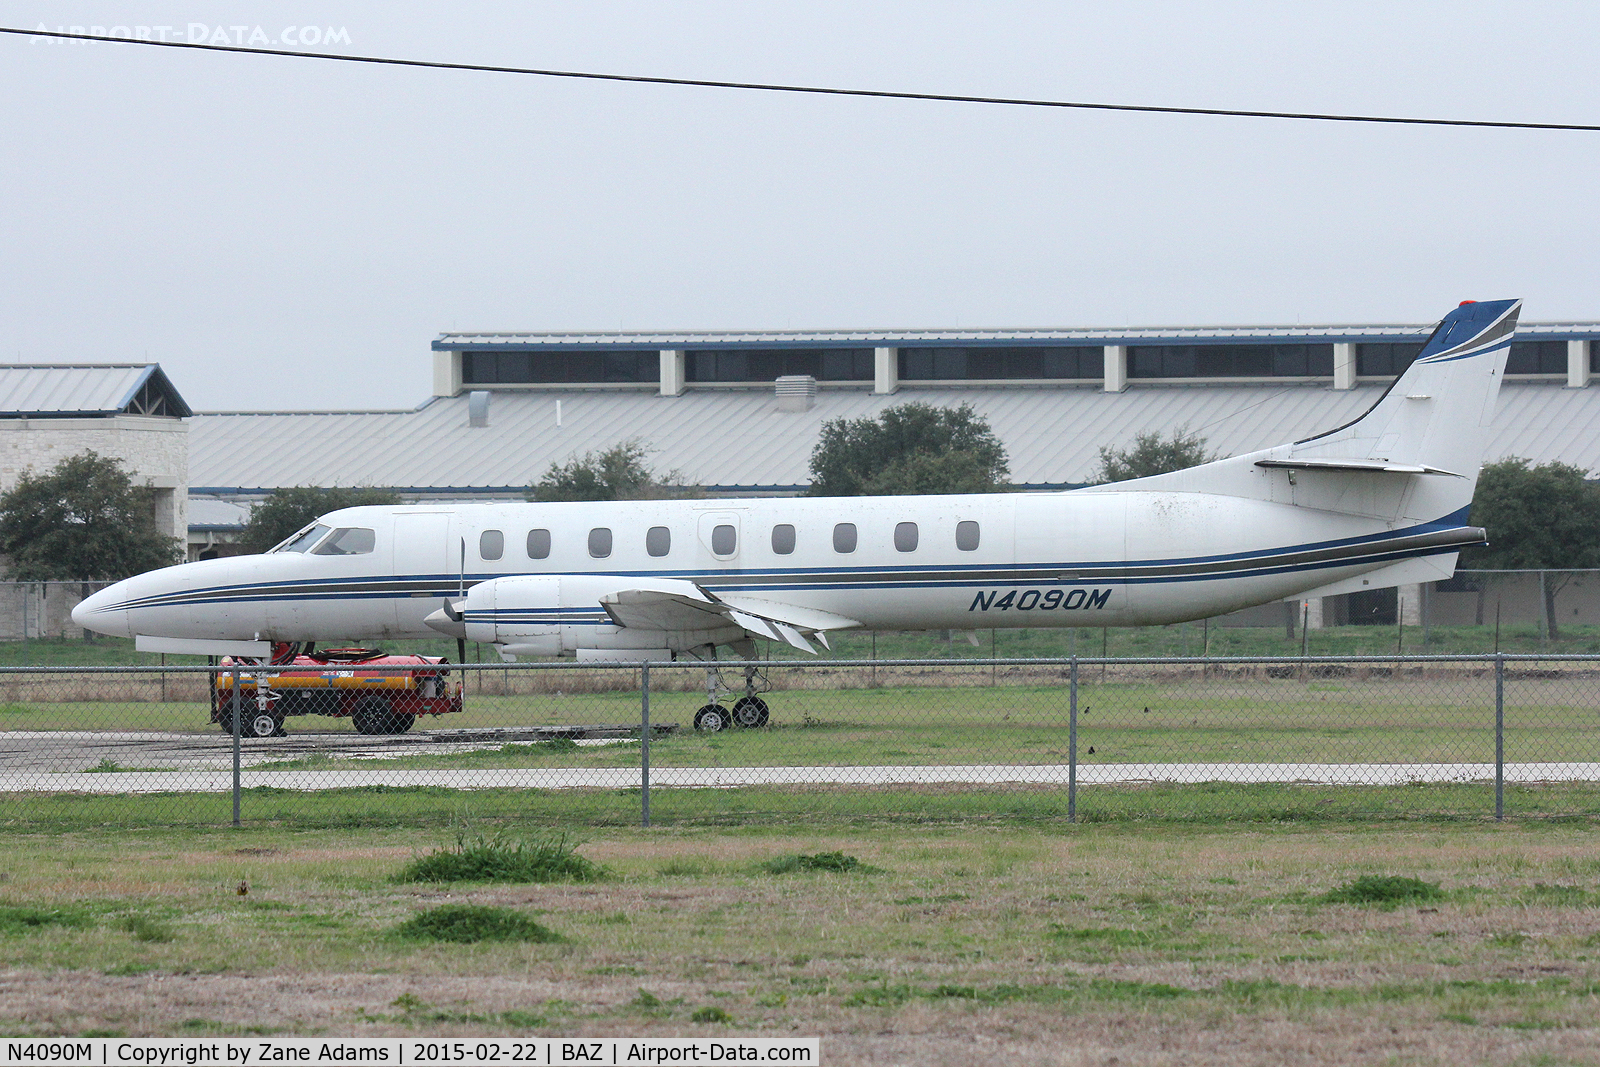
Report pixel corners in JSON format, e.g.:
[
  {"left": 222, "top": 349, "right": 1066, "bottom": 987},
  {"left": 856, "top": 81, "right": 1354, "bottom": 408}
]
[
  {"left": 731, "top": 697, "right": 769, "bottom": 728},
  {"left": 694, "top": 704, "right": 729, "bottom": 733}
]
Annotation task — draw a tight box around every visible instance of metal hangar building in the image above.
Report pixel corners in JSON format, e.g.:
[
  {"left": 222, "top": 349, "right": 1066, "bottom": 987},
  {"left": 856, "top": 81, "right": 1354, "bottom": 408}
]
[{"left": 188, "top": 318, "right": 1600, "bottom": 503}]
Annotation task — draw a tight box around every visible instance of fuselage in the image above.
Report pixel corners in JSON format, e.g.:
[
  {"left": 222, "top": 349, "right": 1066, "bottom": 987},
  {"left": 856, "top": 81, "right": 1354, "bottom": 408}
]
[
  {"left": 71, "top": 298, "right": 1518, "bottom": 658},
  {"left": 74, "top": 489, "right": 1476, "bottom": 648}
]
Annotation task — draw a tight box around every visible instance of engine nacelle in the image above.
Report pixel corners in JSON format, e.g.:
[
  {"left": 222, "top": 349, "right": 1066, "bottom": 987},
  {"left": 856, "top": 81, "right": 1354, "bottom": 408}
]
[{"left": 455, "top": 574, "right": 743, "bottom": 657}]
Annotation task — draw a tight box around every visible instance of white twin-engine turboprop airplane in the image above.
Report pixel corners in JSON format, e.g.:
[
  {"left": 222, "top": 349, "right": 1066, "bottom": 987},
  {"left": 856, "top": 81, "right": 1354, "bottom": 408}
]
[{"left": 76, "top": 299, "right": 1519, "bottom": 726}]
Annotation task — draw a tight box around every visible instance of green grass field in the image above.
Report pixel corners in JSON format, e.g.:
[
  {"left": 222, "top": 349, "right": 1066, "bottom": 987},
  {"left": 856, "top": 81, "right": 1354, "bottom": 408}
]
[
  {"left": 0, "top": 811, "right": 1598, "bottom": 1063},
  {"left": 2, "top": 633, "right": 1597, "bottom": 1057}
]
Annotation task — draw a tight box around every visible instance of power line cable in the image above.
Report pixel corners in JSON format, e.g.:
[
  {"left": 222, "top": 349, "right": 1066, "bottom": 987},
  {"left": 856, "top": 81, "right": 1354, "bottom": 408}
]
[{"left": 4, "top": 25, "right": 1599, "bottom": 133}]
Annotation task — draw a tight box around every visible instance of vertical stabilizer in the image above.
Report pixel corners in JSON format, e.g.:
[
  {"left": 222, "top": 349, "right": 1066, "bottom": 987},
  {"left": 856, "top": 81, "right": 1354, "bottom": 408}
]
[
  {"left": 1288, "top": 299, "right": 1520, "bottom": 480},
  {"left": 1089, "top": 299, "right": 1521, "bottom": 526}
]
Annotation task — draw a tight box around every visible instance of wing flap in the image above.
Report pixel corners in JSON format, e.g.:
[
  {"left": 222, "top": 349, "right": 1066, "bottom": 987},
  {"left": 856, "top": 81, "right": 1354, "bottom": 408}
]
[
  {"left": 596, "top": 587, "right": 859, "bottom": 653},
  {"left": 713, "top": 596, "right": 861, "bottom": 633},
  {"left": 601, "top": 588, "right": 728, "bottom": 632},
  {"left": 727, "top": 609, "right": 783, "bottom": 643}
]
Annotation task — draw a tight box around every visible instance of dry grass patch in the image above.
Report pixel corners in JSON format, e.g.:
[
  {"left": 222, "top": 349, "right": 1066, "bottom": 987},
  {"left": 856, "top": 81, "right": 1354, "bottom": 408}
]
[{"left": 0, "top": 822, "right": 1598, "bottom": 1062}]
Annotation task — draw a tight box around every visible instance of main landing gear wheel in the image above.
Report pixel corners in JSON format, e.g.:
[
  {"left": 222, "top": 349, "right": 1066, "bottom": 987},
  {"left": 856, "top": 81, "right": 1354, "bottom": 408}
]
[
  {"left": 730, "top": 696, "right": 769, "bottom": 728},
  {"left": 694, "top": 704, "right": 729, "bottom": 733}
]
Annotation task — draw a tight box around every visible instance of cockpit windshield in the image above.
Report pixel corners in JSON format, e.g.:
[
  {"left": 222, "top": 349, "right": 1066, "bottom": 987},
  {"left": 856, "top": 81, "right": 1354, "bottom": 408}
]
[
  {"left": 273, "top": 524, "right": 331, "bottom": 554},
  {"left": 312, "top": 527, "right": 376, "bottom": 555}
]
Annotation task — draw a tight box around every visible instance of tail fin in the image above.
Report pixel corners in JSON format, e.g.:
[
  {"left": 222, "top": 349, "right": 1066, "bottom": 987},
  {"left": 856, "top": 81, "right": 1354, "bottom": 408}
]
[
  {"left": 1284, "top": 298, "right": 1520, "bottom": 481},
  {"left": 1090, "top": 299, "right": 1521, "bottom": 525}
]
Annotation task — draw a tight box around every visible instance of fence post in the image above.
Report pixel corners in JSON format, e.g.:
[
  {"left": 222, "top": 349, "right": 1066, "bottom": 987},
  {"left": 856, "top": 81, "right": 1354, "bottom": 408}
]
[
  {"left": 231, "top": 666, "right": 242, "bottom": 828},
  {"left": 640, "top": 661, "right": 651, "bottom": 828},
  {"left": 1495, "top": 653, "right": 1505, "bottom": 821},
  {"left": 1068, "top": 655, "right": 1078, "bottom": 823}
]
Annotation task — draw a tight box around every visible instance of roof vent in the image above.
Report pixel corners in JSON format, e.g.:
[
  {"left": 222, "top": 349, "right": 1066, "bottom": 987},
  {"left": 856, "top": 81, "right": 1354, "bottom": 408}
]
[
  {"left": 468, "top": 390, "right": 490, "bottom": 427},
  {"left": 775, "top": 375, "right": 816, "bottom": 412}
]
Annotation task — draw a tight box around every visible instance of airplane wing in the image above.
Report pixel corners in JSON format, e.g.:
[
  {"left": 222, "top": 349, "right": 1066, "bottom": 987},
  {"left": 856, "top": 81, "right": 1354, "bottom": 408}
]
[{"left": 600, "top": 586, "right": 860, "bottom": 653}]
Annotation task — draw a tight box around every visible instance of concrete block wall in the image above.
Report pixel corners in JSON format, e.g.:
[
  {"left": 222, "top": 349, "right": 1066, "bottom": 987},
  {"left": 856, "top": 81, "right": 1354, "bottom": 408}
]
[{"left": 0, "top": 416, "right": 188, "bottom": 542}]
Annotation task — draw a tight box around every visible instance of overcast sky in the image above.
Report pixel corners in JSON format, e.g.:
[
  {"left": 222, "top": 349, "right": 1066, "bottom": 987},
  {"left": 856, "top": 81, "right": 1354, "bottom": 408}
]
[{"left": 3, "top": 1, "right": 1598, "bottom": 411}]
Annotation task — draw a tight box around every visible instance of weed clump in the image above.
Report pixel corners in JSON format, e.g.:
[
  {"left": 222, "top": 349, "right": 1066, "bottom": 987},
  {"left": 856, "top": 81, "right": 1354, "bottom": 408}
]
[
  {"left": 690, "top": 1006, "right": 732, "bottom": 1024},
  {"left": 1321, "top": 875, "right": 1443, "bottom": 905},
  {"left": 398, "top": 831, "right": 605, "bottom": 884},
  {"left": 760, "top": 851, "right": 864, "bottom": 874},
  {"left": 0, "top": 905, "right": 91, "bottom": 934},
  {"left": 118, "top": 915, "right": 176, "bottom": 943},
  {"left": 393, "top": 904, "right": 563, "bottom": 944}
]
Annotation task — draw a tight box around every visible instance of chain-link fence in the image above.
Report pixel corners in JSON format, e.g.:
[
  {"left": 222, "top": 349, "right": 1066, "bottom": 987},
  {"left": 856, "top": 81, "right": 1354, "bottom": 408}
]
[{"left": 0, "top": 655, "right": 1597, "bottom": 828}]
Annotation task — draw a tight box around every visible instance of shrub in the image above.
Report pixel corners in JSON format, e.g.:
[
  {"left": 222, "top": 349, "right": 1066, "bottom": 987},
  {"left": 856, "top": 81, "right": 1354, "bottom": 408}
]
[
  {"left": 760, "top": 851, "right": 862, "bottom": 874},
  {"left": 393, "top": 904, "right": 562, "bottom": 944},
  {"left": 1321, "top": 875, "right": 1443, "bottom": 905},
  {"left": 0, "top": 905, "right": 91, "bottom": 934},
  {"left": 398, "top": 831, "right": 605, "bottom": 884}
]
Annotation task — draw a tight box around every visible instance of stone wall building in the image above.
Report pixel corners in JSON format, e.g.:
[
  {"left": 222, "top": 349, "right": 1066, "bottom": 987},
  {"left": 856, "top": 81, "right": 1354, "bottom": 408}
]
[
  {"left": 0, "top": 364, "right": 191, "bottom": 543},
  {"left": 0, "top": 365, "right": 191, "bottom": 636}
]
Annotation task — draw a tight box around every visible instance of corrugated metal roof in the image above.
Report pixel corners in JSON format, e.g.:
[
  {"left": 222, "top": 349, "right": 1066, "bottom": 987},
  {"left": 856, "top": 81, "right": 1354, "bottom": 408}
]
[
  {"left": 0, "top": 364, "right": 192, "bottom": 417},
  {"left": 433, "top": 320, "right": 1600, "bottom": 350},
  {"left": 187, "top": 380, "right": 1600, "bottom": 495},
  {"left": 187, "top": 497, "right": 252, "bottom": 530}
]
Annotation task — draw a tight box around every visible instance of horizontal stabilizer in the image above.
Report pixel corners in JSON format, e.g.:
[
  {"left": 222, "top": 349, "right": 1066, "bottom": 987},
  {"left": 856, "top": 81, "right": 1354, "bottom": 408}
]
[{"left": 1254, "top": 458, "right": 1463, "bottom": 477}]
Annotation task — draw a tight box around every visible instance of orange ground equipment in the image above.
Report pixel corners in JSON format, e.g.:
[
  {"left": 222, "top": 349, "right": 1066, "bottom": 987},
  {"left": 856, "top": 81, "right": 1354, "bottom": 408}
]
[{"left": 212, "top": 645, "right": 462, "bottom": 737}]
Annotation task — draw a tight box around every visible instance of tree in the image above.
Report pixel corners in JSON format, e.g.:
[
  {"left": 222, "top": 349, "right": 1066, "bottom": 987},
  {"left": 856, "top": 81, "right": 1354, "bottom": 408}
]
[
  {"left": 807, "top": 403, "right": 1010, "bottom": 496},
  {"left": 0, "top": 451, "right": 182, "bottom": 580},
  {"left": 1094, "top": 427, "right": 1216, "bottom": 483},
  {"left": 1461, "top": 458, "right": 1600, "bottom": 639},
  {"left": 529, "top": 440, "right": 692, "bottom": 502},
  {"left": 239, "top": 486, "right": 402, "bottom": 553}
]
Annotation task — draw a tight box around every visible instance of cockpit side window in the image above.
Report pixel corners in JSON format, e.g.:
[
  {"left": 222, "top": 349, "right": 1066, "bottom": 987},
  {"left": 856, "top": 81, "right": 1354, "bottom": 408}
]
[
  {"left": 275, "top": 524, "right": 331, "bottom": 554},
  {"left": 311, "top": 527, "right": 376, "bottom": 555}
]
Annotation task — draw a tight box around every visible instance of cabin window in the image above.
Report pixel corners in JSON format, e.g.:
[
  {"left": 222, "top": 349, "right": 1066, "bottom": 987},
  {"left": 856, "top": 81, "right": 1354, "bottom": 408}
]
[
  {"left": 894, "top": 522, "right": 919, "bottom": 552},
  {"left": 527, "top": 529, "right": 551, "bottom": 559},
  {"left": 956, "top": 520, "right": 980, "bottom": 551},
  {"left": 646, "top": 526, "right": 671, "bottom": 557},
  {"left": 479, "top": 530, "right": 504, "bottom": 561},
  {"left": 833, "top": 522, "right": 857, "bottom": 553},
  {"left": 712, "top": 524, "right": 737, "bottom": 556},
  {"left": 311, "top": 527, "right": 375, "bottom": 556},
  {"left": 588, "top": 527, "right": 613, "bottom": 558},
  {"left": 276, "top": 524, "right": 330, "bottom": 553},
  {"left": 771, "top": 524, "right": 796, "bottom": 554}
]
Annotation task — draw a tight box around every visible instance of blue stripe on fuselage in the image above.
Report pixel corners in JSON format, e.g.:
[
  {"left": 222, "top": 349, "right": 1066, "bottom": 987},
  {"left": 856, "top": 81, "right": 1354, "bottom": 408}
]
[{"left": 97, "top": 515, "right": 1475, "bottom": 613}]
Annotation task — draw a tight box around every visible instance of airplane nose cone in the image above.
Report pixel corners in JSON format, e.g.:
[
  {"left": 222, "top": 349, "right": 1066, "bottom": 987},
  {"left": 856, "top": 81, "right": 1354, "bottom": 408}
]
[
  {"left": 424, "top": 602, "right": 467, "bottom": 639},
  {"left": 72, "top": 584, "right": 132, "bottom": 638}
]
